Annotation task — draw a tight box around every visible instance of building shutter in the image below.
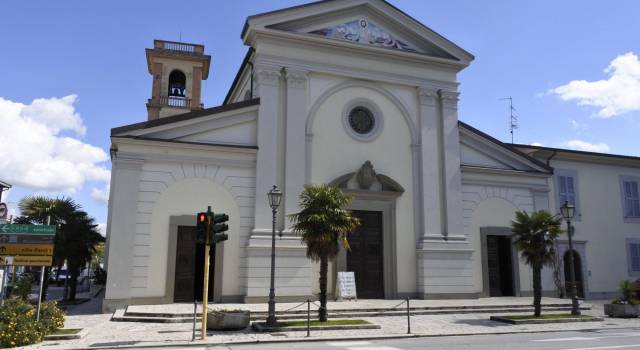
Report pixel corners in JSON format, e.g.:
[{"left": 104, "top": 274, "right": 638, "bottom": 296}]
[
  {"left": 631, "top": 243, "right": 640, "bottom": 272},
  {"left": 624, "top": 181, "right": 640, "bottom": 218},
  {"left": 558, "top": 175, "right": 576, "bottom": 206}
]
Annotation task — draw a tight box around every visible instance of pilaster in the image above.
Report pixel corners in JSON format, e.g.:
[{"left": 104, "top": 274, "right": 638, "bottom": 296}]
[
  {"left": 253, "top": 66, "right": 282, "bottom": 233},
  {"left": 104, "top": 158, "right": 143, "bottom": 302},
  {"left": 284, "top": 68, "right": 309, "bottom": 230},
  {"left": 418, "top": 86, "right": 444, "bottom": 243},
  {"left": 440, "top": 90, "right": 464, "bottom": 240}
]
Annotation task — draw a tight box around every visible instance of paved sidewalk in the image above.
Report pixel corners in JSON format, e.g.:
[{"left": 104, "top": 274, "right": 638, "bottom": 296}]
[{"left": 19, "top": 299, "right": 640, "bottom": 350}]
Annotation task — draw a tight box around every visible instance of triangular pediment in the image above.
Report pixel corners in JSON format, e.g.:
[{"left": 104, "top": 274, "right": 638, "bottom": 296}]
[
  {"left": 111, "top": 101, "right": 259, "bottom": 148},
  {"left": 459, "top": 122, "right": 552, "bottom": 174},
  {"left": 243, "top": 0, "right": 473, "bottom": 64}
]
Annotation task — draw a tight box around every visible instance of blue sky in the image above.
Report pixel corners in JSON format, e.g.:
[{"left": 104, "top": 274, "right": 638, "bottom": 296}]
[{"left": 1, "top": 0, "right": 639, "bottom": 227}]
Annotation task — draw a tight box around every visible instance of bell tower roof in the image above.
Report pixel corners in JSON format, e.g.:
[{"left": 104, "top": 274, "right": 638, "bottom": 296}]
[
  {"left": 145, "top": 39, "right": 212, "bottom": 121},
  {"left": 145, "top": 40, "right": 211, "bottom": 78}
]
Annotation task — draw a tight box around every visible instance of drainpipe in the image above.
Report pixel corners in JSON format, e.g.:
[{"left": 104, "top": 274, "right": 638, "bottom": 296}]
[
  {"left": 546, "top": 150, "right": 557, "bottom": 167},
  {"left": 247, "top": 61, "right": 254, "bottom": 100}
]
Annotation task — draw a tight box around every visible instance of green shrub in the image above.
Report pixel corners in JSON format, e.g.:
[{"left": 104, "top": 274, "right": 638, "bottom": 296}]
[
  {"left": 0, "top": 298, "right": 43, "bottom": 348},
  {"left": 11, "top": 276, "right": 32, "bottom": 301},
  {"left": 0, "top": 298, "right": 66, "bottom": 348},
  {"left": 37, "top": 301, "right": 65, "bottom": 334}
]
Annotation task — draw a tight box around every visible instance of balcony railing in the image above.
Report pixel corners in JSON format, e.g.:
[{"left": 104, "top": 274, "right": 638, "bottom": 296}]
[
  {"left": 160, "top": 96, "right": 191, "bottom": 109},
  {"left": 154, "top": 40, "right": 204, "bottom": 55}
]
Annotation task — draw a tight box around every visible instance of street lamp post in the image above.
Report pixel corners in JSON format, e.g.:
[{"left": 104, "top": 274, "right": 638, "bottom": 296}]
[
  {"left": 266, "top": 185, "right": 282, "bottom": 326},
  {"left": 560, "top": 200, "right": 581, "bottom": 316}
]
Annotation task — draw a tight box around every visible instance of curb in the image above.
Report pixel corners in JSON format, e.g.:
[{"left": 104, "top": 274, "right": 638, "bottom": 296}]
[{"left": 73, "top": 325, "right": 640, "bottom": 350}]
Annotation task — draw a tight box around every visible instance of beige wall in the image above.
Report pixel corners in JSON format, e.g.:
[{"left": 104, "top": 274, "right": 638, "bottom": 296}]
[
  {"left": 549, "top": 159, "right": 640, "bottom": 296},
  {"left": 309, "top": 83, "right": 416, "bottom": 294}
]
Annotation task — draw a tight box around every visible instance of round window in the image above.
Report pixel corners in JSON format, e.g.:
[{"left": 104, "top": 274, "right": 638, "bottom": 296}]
[{"left": 348, "top": 107, "right": 376, "bottom": 135}]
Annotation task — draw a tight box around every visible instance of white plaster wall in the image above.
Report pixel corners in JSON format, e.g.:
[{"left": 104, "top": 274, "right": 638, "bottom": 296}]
[
  {"left": 548, "top": 159, "right": 640, "bottom": 296},
  {"left": 130, "top": 161, "right": 255, "bottom": 298},
  {"left": 463, "top": 184, "right": 536, "bottom": 294},
  {"left": 309, "top": 84, "right": 416, "bottom": 294}
]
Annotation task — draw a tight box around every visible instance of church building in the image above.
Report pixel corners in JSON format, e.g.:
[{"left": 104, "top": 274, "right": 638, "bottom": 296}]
[{"left": 104, "top": 0, "right": 640, "bottom": 311}]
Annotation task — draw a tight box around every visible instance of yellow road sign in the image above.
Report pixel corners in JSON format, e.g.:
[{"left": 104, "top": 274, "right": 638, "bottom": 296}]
[
  {"left": 0, "top": 244, "right": 53, "bottom": 256},
  {"left": 0, "top": 255, "right": 13, "bottom": 265},
  {"left": 8, "top": 256, "right": 53, "bottom": 267}
]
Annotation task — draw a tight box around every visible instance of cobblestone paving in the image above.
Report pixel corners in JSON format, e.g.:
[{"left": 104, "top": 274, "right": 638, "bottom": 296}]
[{"left": 20, "top": 300, "right": 640, "bottom": 350}]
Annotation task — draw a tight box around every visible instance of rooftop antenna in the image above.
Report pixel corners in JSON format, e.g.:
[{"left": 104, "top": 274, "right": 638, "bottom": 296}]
[
  {"left": 179, "top": 31, "right": 182, "bottom": 42},
  {"left": 500, "top": 97, "right": 518, "bottom": 143}
]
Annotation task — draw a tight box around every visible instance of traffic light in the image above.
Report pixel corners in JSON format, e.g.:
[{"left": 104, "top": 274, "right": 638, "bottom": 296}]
[
  {"left": 211, "top": 213, "right": 229, "bottom": 244},
  {"left": 196, "top": 212, "right": 207, "bottom": 243}
]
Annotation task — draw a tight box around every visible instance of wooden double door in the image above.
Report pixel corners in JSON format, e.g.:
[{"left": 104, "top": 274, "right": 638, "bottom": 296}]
[
  {"left": 486, "top": 235, "right": 515, "bottom": 297},
  {"left": 347, "top": 210, "right": 385, "bottom": 299},
  {"left": 173, "top": 226, "right": 215, "bottom": 302}
]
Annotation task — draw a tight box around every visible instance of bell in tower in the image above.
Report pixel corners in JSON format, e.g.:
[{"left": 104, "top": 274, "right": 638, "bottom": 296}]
[{"left": 145, "top": 40, "right": 211, "bottom": 120}]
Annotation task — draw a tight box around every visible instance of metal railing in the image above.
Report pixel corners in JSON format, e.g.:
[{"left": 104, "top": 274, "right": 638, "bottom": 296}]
[
  {"left": 154, "top": 40, "right": 204, "bottom": 55},
  {"left": 159, "top": 96, "right": 191, "bottom": 109}
]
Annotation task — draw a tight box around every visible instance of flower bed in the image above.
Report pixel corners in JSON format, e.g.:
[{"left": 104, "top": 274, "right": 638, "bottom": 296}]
[{"left": 0, "top": 298, "right": 65, "bottom": 348}]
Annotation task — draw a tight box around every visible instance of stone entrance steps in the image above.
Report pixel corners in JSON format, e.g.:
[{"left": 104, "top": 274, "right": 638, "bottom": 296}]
[{"left": 111, "top": 302, "right": 590, "bottom": 323}]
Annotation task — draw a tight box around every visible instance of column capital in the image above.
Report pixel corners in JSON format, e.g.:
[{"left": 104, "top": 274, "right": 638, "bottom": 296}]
[
  {"left": 417, "top": 86, "right": 439, "bottom": 107},
  {"left": 439, "top": 90, "right": 460, "bottom": 110},
  {"left": 256, "top": 66, "right": 282, "bottom": 87},
  {"left": 285, "top": 68, "right": 309, "bottom": 90}
]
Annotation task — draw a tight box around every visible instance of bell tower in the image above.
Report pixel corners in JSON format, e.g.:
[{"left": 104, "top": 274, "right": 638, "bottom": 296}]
[{"left": 145, "top": 40, "right": 211, "bottom": 120}]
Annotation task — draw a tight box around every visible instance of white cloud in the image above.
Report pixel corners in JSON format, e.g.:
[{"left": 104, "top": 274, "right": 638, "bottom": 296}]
[
  {"left": 91, "top": 183, "right": 110, "bottom": 205},
  {"left": 531, "top": 142, "right": 544, "bottom": 147},
  {"left": 570, "top": 119, "right": 589, "bottom": 132},
  {"left": 551, "top": 52, "right": 640, "bottom": 118},
  {"left": 96, "top": 223, "right": 107, "bottom": 236},
  {"left": 560, "top": 139, "right": 610, "bottom": 153},
  {"left": 0, "top": 95, "right": 110, "bottom": 192}
]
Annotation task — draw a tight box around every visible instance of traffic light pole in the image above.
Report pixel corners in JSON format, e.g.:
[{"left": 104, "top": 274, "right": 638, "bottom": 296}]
[{"left": 201, "top": 206, "right": 212, "bottom": 340}]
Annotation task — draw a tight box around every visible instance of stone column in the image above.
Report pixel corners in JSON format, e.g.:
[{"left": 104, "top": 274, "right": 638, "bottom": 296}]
[
  {"left": 103, "top": 158, "right": 143, "bottom": 311},
  {"left": 418, "top": 87, "right": 444, "bottom": 244},
  {"left": 284, "top": 68, "right": 308, "bottom": 230},
  {"left": 252, "top": 65, "right": 282, "bottom": 234},
  {"left": 440, "top": 90, "right": 464, "bottom": 239}
]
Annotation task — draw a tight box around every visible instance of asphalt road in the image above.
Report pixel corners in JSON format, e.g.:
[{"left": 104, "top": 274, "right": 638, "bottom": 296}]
[{"left": 137, "top": 328, "right": 640, "bottom": 350}]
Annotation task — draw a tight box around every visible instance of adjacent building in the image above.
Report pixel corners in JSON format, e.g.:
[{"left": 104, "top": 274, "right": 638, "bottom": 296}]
[{"left": 103, "top": 0, "right": 640, "bottom": 311}]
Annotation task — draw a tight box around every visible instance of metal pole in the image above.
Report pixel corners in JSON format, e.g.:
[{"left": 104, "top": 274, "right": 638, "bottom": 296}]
[
  {"left": 307, "top": 299, "right": 310, "bottom": 337},
  {"left": 201, "top": 207, "right": 212, "bottom": 339},
  {"left": 567, "top": 220, "right": 580, "bottom": 315},
  {"left": 0, "top": 266, "right": 7, "bottom": 306},
  {"left": 37, "top": 216, "right": 51, "bottom": 321},
  {"left": 406, "top": 297, "right": 411, "bottom": 334},
  {"left": 266, "top": 207, "right": 277, "bottom": 326},
  {"left": 192, "top": 300, "right": 197, "bottom": 341}
]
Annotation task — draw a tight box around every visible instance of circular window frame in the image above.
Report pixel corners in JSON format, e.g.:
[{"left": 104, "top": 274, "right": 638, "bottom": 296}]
[{"left": 341, "top": 99, "right": 384, "bottom": 142}]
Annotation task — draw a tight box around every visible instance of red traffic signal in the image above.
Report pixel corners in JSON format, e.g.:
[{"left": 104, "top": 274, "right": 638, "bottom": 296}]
[{"left": 197, "top": 212, "right": 207, "bottom": 223}]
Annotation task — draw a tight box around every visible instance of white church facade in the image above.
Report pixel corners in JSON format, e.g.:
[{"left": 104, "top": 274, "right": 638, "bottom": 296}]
[{"left": 104, "top": 0, "right": 640, "bottom": 311}]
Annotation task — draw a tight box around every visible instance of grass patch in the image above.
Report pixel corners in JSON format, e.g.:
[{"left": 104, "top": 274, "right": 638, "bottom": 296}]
[
  {"left": 277, "top": 319, "right": 371, "bottom": 327},
  {"left": 49, "top": 328, "right": 82, "bottom": 335},
  {"left": 505, "top": 314, "right": 594, "bottom": 320}
]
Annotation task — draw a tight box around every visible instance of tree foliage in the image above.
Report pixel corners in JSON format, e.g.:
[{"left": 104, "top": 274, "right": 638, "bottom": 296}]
[
  {"left": 289, "top": 185, "right": 360, "bottom": 322},
  {"left": 511, "top": 210, "right": 562, "bottom": 317},
  {"left": 18, "top": 196, "right": 104, "bottom": 301}
]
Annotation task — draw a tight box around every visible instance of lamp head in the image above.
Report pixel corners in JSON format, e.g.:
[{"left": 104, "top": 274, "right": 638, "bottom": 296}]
[
  {"left": 267, "top": 185, "right": 282, "bottom": 210},
  {"left": 560, "top": 200, "right": 575, "bottom": 220}
]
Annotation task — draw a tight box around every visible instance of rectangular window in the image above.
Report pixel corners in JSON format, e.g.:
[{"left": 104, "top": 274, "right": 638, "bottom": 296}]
[
  {"left": 624, "top": 180, "right": 640, "bottom": 218},
  {"left": 556, "top": 170, "right": 580, "bottom": 219},
  {"left": 627, "top": 239, "right": 640, "bottom": 276}
]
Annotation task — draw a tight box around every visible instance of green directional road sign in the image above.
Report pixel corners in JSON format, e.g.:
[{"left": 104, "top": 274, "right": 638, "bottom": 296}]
[{"left": 0, "top": 224, "right": 56, "bottom": 235}]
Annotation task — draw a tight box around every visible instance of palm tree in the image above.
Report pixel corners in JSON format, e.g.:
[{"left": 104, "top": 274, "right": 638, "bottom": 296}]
[
  {"left": 19, "top": 196, "right": 79, "bottom": 300},
  {"left": 289, "top": 185, "right": 360, "bottom": 322},
  {"left": 511, "top": 210, "right": 562, "bottom": 317},
  {"left": 60, "top": 210, "right": 104, "bottom": 300}
]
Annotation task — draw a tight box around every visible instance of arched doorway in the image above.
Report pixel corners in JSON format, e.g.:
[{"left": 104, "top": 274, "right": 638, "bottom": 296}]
[{"left": 564, "top": 250, "right": 585, "bottom": 298}]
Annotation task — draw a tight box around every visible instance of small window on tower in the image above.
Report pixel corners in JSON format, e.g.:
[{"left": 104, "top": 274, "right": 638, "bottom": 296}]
[{"left": 168, "top": 70, "right": 186, "bottom": 97}]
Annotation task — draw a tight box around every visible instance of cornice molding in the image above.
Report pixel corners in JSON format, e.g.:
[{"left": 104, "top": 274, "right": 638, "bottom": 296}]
[
  {"left": 439, "top": 90, "right": 460, "bottom": 110},
  {"left": 418, "top": 86, "right": 439, "bottom": 107},
  {"left": 284, "top": 68, "right": 309, "bottom": 89}
]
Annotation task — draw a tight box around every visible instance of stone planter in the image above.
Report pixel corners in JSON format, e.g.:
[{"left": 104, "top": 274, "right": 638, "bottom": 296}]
[
  {"left": 604, "top": 303, "right": 639, "bottom": 318},
  {"left": 207, "top": 310, "right": 250, "bottom": 330}
]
